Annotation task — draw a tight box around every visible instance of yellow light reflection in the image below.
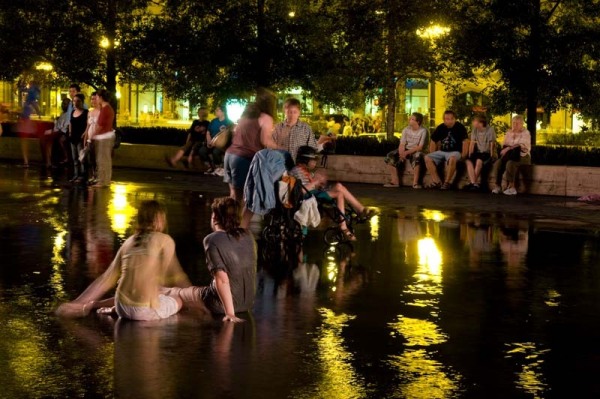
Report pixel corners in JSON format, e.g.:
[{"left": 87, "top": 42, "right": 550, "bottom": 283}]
[
  {"left": 417, "top": 237, "right": 442, "bottom": 277},
  {"left": 389, "top": 316, "right": 447, "bottom": 346},
  {"left": 389, "top": 349, "right": 461, "bottom": 399},
  {"left": 505, "top": 342, "right": 550, "bottom": 398},
  {"left": 295, "top": 308, "right": 367, "bottom": 399},
  {"left": 369, "top": 214, "right": 380, "bottom": 241},
  {"left": 100, "top": 36, "right": 110, "bottom": 48},
  {"left": 544, "top": 289, "right": 561, "bottom": 307},
  {"left": 421, "top": 209, "right": 446, "bottom": 222},
  {"left": 109, "top": 184, "right": 137, "bottom": 237}
]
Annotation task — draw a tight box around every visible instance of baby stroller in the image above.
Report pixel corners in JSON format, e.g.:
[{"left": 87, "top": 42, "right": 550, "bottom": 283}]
[{"left": 261, "top": 174, "right": 306, "bottom": 254}]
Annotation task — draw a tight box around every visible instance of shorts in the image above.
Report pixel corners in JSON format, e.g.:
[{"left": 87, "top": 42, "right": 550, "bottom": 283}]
[
  {"left": 467, "top": 152, "right": 492, "bottom": 164},
  {"left": 426, "top": 150, "right": 462, "bottom": 165},
  {"left": 385, "top": 150, "right": 424, "bottom": 168},
  {"left": 115, "top": 294, "right": 180, "bottom": 321},
  {"left": 182, "top": 140, "right": 203, "bottom": 157},
  {"left": 224, "top": 152, "right": 252, "bottom": 188}
]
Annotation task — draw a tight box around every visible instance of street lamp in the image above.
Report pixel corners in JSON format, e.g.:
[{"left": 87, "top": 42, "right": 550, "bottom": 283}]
[{"left": 416, "top": 24, "right": 450, "bottom": 128}]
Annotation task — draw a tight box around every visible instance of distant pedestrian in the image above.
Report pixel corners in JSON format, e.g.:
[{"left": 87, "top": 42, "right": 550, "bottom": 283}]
[
  {"left": 91, "top": 89, "right": 115, "bottom": 188},
  {"left": 69, "top": 93, "right": 88, "bottom": 183}
]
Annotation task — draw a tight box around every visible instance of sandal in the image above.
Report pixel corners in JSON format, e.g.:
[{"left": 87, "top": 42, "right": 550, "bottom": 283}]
[
  {"left": 425, "top": 181, "right": 441, "bottom": 189},
  {"left": 360, "top": 208, "right": 378, "bottom": 219},
  {"left": 341, "top": 228, "right": 357, "bottom": 241},
  {"left": 96, "top": 306, "right": 116, "bottom": 315},
  {"left": 412, "top": 184, "right": 422, "bottom": 189},
  {"left": 440, "top": 182, "right": 451, "bottom": 190}
]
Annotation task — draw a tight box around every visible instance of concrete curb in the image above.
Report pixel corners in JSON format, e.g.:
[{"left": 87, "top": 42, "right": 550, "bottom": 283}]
[{"left": 1, "top": 137, "right": 598, "bottom": 197}]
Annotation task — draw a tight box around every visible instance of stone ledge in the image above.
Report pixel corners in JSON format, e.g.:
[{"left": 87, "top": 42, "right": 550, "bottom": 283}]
[{"left": 1, "top": 137, "right": 598, "bottom": 197}]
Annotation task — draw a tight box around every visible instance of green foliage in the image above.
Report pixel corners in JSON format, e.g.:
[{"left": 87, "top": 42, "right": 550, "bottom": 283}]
[{"left": 531, "top": 146, "right": 600, "bottom": 166}]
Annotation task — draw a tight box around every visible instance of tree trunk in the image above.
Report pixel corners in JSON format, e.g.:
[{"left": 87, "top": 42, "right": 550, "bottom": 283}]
[
  {"left": 526, "top": 0, "right": 542, "bottom": 144},
  {"left": 384, "top": 82, "right": 396, "bottom": 139}
]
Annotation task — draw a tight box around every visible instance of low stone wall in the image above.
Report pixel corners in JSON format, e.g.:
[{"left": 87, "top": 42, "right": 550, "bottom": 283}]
[{"left": 1, "top": 137, "right": 598, "bottom": 197}]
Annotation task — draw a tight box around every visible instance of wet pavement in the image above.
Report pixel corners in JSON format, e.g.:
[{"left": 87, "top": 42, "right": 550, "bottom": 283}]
[{"left": 1, "top": 162, "right": 600, "bottom": 399}]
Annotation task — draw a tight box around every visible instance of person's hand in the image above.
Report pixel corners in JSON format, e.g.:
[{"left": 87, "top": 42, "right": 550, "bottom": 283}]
[
  {"left": 500, "top": 147, "right": 509, "bottom": 156},
  {"left": 223, "top": 314, "right": 244, "bottom": 323}
]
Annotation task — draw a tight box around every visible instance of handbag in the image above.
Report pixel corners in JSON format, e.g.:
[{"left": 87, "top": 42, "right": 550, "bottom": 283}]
[{"left": 501, "top": 146, "right": 521, "bottom": 161}]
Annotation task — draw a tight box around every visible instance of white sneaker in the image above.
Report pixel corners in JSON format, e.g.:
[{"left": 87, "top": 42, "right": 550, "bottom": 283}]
[
  {"left": 213, "top": 167, "right": 225, "bottom": 176},
  {"left": 491, "top": 187, "right": 501, "bottom": 194},
  {"left": 503, "top": 187, "right": 517, "bottom": 195}
]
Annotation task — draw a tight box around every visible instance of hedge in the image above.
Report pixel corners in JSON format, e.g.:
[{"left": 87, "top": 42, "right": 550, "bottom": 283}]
[{"left": 2, "top": 123, "right": 599, "bottom": 166}]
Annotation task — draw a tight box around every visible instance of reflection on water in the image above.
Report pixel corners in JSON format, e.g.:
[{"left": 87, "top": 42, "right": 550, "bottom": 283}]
[
  {"left": 505, "top": 342, "right": 550, "bottom": 398},
  {"left": 1, "top": 167, "right": 600, "bottom": 397},
  {"left": 108, "top": 184, "right": 137, "bottom": 238},
  {"left": 299, "top": 308, "right": 368, "bottom": 399},
  {"left": 390, "top": 211, "right": 462, "bottom": 399}
]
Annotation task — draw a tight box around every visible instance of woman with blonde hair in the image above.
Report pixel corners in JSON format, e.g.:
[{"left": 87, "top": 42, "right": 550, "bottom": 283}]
[
  {"left": 56, "top": 200, "right": 191, "bottom": 320},
  {"left": 491, "top": 115, "right": 532, "bottom": 195}
]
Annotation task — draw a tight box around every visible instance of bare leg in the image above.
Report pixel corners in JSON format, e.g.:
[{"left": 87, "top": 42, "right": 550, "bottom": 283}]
[
  {"left": 330, "top": 183, "right": 364, "bottom": 213},
  {"left": 387, "top": 164, "right": 399, "bottom": 185},
  {"left": 425, "top": 157, "right": 441, "bottom": 183},
  {"left": 466, "top": 160, "right": 476, "bottom": 184},
  {"left": 474, "top": 159, "right": 483, "bottom": 184},
  {"left": 412, "top": 165, "right": 421, "bottom": 186},
  {"left": 444, "top": 156, "right": 457, "bottom": 184}
]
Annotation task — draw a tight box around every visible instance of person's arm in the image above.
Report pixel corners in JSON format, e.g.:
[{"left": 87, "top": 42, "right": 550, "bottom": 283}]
[
  {"left": 468, "top": 136, "right": 476, "bottom": 157},
  {"left": 462, "top": 139, "right": 470, "bottom": 159},
  {"left": 259, "top": 113, "right": 278, "bottom": 149},
  {"left": 429, "top": 139, "right": 438, "bottom": 153},
  {"left": 214, "top": 270, "right": 243, "bottom": 322},
  {"left": 307, "top": 125, "right": 319, "bottom": 150}
]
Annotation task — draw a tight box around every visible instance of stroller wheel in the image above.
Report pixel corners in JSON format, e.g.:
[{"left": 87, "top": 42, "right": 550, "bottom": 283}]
[
  {"left": 262, "top": 225, "right": 281, "bottom": 245},
  {"left": 323, "top": 226, "right": 342, "bottom": 245}
]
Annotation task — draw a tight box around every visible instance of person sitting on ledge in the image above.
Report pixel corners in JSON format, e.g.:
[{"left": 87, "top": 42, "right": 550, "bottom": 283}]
[
  {"left": 490, "top": 115, "right": 531, "bottom": 196},
  {"left": 383, "top": 112, "right": 427, "bottom": 189},
  {"left": 424, "top": 110, "right": 469, "bottom": 190},
  {"left": 464, "top": 113, "right": 496, "bottom": 191}
]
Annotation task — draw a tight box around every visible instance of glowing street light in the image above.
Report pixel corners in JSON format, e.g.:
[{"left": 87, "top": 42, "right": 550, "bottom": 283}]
[
  {"left": 416, "top": 24, "right": 450, "bottom": 40},
  {"left": 35, "top": 62, "right": 53, "bottom": 71},
  {"left": 100, "top": 36, "right": 111, "bottom": 49}
]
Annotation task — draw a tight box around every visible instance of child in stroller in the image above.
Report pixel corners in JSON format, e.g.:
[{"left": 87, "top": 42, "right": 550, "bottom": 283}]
[{"left": 290, "top": 146, "right": 377, "bottom": 242}]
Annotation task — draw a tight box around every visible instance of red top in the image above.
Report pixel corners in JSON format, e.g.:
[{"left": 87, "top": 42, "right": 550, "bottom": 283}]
[
  {"left": 226, "top": 117, "right": 262, "bottom": 160},
  {"left": 96, "top": 104, "right": 115, "bottom": 134}
]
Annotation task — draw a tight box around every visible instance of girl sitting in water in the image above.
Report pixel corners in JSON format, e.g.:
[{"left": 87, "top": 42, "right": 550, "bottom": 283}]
[{"left": 56, "top": 200, "right": 191, "bottom": 321}]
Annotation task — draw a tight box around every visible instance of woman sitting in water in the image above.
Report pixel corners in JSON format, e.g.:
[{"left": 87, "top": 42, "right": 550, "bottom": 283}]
[
  {"left": 166, "top": 197, "right": 257, "bottom": 323},
  {"left": 56, "top": 200, "right": 192, "bottom": 321}
]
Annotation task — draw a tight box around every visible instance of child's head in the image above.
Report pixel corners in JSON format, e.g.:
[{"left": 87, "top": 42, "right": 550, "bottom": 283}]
[{"left": 296, "top": 146, "right": 318, "bottom": 167}]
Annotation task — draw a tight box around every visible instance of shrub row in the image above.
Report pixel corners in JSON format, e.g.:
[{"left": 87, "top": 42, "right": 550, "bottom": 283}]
[
  {"left": 2, "top": 123, "right": 599, "bottom": 166},
  {"left": 539, "top": 132, "right": 600, "bottom": 147}
]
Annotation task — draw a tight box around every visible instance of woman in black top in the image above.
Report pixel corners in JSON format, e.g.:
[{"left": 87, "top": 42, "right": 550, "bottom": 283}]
[{"left": 69, "top": 93, "right": 89, "bottom": 183}]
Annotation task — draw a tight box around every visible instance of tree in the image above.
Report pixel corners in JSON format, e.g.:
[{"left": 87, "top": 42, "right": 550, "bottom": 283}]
[{"left": 444, "top": 0, "right": 600, "bottom": 142}]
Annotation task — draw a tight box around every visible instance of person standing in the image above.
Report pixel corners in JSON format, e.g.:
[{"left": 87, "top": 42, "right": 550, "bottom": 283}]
[
  {"left": 383, "top": 112, "right": 428, "bottom": 188},
  {"left": 272, "top": 97, "right": 318, "bottom": 164},
  {"left": 491, "top": 115, "right": 531, "bottom": 195},
  {"left": 464, "top": 114, "right": 496, "bottom": 190},
  {"left": 68, "top": 93, "right": 88, "bottom": 183},
  {"left": 82, "top": 92, "right": 101, "bottom": 184},
  {"left": 92, "top": 89, "right": 115, "bottom": 188},
  {"left": 223, "top": 88, "right": 279, "bottom": 203},
  {"left": 424, "top": 110, "right": 469, "bottom": 190}
]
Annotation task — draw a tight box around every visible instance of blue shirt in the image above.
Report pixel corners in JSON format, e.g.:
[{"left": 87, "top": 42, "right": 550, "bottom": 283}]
[{"left": 208, "top": 117, "right": 233, "bottom": 139}]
